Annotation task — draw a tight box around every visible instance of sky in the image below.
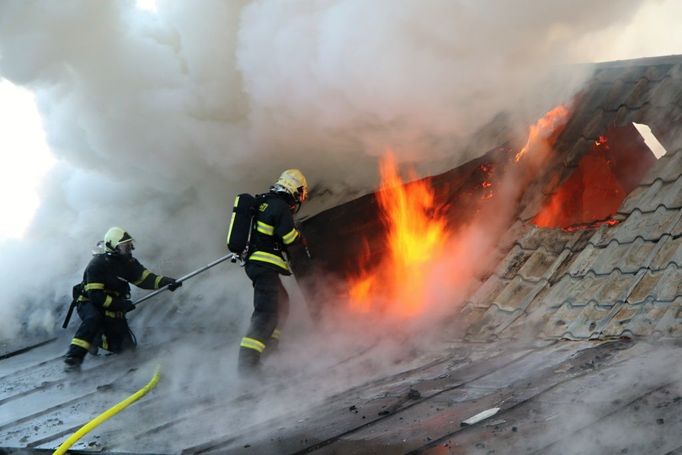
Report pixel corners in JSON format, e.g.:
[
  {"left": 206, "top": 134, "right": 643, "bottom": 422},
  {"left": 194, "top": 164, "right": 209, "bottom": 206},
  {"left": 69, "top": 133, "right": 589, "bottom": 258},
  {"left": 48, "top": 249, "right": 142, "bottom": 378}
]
[
  {"left": 0, "top": 0, "right": 681, "bottom": 341},
  {"left": 0, "top": 79, "right": 55, "bottom": 239}
]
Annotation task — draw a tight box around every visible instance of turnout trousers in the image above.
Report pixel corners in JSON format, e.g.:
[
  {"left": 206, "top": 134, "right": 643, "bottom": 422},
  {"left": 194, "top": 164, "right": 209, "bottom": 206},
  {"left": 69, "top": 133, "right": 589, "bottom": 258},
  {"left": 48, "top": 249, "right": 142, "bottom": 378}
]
[
  {"left": 65, "top": 301, "right": 136, "bottom": 363},
  {"left": 238, "top": 262, "right": 290, "bottom": 375}
]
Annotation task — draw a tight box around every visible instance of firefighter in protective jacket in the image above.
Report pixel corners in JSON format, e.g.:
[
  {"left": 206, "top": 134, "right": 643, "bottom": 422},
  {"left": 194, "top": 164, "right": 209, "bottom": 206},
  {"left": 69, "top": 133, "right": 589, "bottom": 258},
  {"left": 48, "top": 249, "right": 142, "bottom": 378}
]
[
  {"left": 63, "top": 227, "right": 181, "bottom": 372},
  {"left": 238, "top": 169, "right": 308, "bottom": 376}
]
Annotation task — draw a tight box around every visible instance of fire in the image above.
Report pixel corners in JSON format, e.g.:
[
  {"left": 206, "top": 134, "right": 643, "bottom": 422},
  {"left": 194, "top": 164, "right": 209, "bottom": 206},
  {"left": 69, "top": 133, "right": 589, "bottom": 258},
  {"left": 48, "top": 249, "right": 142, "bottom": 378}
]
[
  {"left": 344, "top": 106, "right": 574, "bottom": 316},
  {"left": 533, "top": 143, "right": 625, "bottom": 228},
  {"left": 514, "top": 105, "right": 570, "bottom": 163},
  {"left": 563, "top": 218, "right": 620, "bottom": 233},
  {"left": 480, "top": 163, "right": 494, "bottom": 200},
  {"left": 347, "top": 152, "right": 448, "bottom": 317},
  {"left": 347, "top": 240, "right": 375, "bottom": 313},
  {"left": 533, "top": 123, "right": 657, "bottom": 229}
]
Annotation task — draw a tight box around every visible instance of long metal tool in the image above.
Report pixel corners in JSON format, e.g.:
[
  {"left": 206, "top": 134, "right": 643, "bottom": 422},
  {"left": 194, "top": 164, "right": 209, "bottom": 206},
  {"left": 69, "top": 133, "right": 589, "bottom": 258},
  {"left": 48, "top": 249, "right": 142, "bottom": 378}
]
[{"left": 133, "top": 253, "right": 237, "bottom": 306}]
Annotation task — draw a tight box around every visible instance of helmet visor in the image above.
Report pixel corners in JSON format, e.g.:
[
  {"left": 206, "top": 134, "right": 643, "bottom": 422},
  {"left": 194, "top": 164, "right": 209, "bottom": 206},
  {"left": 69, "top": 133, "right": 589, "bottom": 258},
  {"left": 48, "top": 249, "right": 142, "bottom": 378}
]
[
  {"left": 116, "top": 240, "right": 135, "bottom": 255},
  {"left": 297, "top": 185, "right": 307, "bottom": 203}
]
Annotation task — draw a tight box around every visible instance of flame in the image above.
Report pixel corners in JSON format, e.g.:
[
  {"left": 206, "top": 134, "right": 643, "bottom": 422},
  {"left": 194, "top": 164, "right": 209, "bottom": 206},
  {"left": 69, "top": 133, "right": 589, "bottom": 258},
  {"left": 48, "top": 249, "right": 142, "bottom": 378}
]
[
  {"left": 514, "top": 105, "right": 570, "bottom": 163},
  {"left": 533, "top": 135, "right": 626, "bottom": 228},
  {"left": 347, "top": 151, "right": 448, "bottom": 317},
  {"left": 480, "top": 163, "right": 494, "bottom": 200},
  {"left": 345, "top": 106, "right": 572, "bottom": 316},
  {"left": 540, "top": 124, "right": 658, "bottom": 230},
  {"left": 563, "top": 218, "right": 620, "bottom": 233}
]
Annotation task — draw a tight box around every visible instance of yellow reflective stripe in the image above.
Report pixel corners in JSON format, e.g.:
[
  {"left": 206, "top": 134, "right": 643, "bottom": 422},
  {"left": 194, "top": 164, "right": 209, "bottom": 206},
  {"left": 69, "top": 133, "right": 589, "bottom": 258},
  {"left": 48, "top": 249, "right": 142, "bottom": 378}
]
[
  {"left": 240, "top": 337, "right": 265, "bottom": 353},
  {"left": 256, "top": 221, "right": 274, "bottom": 236},
  {"left": 101, "top": 334, "right": 108, "bottom": 350},
  {"left": 154, "top": 276, "right": 163, "bottom": 288},
  {"left": 84, "top": 283, "right": 105, "bottom": 291},
  {"left": 132, "top": 269, "right": 151, "bottom": 286},
  {"left": 226, "top": 196, "right": 239, "bottom": 244},
  {"left": 271, "top": 328, "right": 282, "bottom": 340},
  {"left": 105, "top": 311, "right": 124, "bottom": 318},
  {"left": 249, "top": 251, "right": 289, "bottom": 271},
  {"left": 102, "top": 295, "right": 113, "bottom": 308},
  {"left": 282, "top": 228, "right": 299, "bottom": 245},
  {"left": 71, "top": 338, "right": 91, "bottom": 350}
]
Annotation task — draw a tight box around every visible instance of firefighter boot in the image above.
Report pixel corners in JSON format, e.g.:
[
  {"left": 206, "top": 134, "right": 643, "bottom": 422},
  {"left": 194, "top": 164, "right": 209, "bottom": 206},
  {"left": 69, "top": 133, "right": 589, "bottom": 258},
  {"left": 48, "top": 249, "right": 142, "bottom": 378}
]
[
  {"left": 238, "top": 346, "right": 262, "bottom": 378},
  {"left": 64, "top": 345, "right": 87, "bottom": 373},
  {"left": 88, "top": 332, "right": 102, "bottom": 356},
  {"left": 264, "top": 328, "right": 281, "bottom": 359}
]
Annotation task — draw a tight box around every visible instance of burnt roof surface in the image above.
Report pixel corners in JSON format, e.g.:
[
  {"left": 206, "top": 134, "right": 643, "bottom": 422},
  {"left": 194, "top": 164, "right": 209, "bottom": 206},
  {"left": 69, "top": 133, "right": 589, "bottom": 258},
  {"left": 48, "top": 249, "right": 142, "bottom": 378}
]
[
  {"left": 2, "top": 55, "right": 682, "bottom": 454},
  {"left": 292, "top": 54, "right": 682, "bottom": 343}
]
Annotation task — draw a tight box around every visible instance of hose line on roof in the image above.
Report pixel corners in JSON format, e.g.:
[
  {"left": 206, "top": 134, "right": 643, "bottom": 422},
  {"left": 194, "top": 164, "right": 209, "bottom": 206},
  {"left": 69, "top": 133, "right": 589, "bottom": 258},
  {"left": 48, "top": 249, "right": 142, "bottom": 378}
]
[{"left": 52, "top": 365, "right": 161, "bottom": 455}]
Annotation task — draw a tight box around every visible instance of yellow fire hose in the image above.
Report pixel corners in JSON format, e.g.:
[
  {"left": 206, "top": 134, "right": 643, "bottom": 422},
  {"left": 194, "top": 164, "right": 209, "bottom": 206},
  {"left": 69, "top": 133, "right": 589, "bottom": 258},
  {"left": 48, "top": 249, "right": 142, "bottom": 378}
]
[{"left": 52, "top": 366, "right": 161, "bottom": 455}]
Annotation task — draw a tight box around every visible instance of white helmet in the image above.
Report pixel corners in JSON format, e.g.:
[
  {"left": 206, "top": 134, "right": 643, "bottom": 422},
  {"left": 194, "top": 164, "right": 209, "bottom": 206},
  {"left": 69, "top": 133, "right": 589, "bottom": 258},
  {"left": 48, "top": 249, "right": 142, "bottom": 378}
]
[
  {"left": 272, "top": 169, "right": 309, "bottom": 205},
  {"left": 103, "top": 227, "right": 134, "bottom": 254}
]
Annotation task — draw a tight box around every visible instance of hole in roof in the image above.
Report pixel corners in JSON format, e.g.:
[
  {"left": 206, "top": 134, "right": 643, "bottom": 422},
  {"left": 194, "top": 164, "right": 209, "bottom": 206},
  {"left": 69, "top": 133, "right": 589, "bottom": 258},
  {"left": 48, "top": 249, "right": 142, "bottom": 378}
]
[{"left": 533, "top": 123, "right": 658, "bottom": 231}]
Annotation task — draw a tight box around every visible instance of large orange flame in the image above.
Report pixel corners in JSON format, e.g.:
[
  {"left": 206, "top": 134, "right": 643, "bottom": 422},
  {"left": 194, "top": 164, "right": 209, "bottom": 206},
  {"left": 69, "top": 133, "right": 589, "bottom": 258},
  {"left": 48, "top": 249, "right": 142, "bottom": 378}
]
[
  {"left": 346, "top": 106, "right": 572, "bottom": 318},
  {"left": 514, "top": 105, "right": 570, "bottom": 163},
  {"left": 347, "top": 152, "right": 448, "bottom": 317}
]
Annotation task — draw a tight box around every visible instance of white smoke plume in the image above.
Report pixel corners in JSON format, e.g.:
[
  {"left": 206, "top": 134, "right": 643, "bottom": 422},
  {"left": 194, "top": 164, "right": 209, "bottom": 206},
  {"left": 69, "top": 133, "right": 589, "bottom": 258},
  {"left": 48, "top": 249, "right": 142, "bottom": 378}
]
[{"left": 0, "top": 0, "right": 669, "bottom": 405}]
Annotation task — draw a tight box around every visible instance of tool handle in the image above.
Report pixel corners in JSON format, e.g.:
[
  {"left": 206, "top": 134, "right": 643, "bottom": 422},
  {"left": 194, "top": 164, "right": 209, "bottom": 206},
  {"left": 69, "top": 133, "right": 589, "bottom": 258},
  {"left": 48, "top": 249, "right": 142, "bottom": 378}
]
[
  {"left": 133, "top": 253, "right": 236, "bottom": 306},
  {"left": 62, "top": 300, "right": 76, "bottom": 329}
]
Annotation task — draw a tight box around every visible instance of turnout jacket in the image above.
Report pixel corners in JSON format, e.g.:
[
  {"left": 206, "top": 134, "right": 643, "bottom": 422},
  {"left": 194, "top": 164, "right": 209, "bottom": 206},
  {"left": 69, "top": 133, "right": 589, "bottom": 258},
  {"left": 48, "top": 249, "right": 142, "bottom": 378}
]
[
  {"left": 247, "top": 192, "right": 300, "bottom": 275},
  {"left": 78, "top": 253, "right": 172, "bottom": 312}
]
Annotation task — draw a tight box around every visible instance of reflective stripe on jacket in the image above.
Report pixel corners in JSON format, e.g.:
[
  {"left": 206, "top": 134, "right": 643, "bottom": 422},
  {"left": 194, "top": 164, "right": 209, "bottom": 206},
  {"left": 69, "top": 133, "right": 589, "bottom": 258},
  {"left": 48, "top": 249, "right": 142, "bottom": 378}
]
[
  {"left": 79, "top": 254, "right": 168, "bottom": 310},
  {"left": 247, "top": 193, "right": 299, "bottom": 274}
]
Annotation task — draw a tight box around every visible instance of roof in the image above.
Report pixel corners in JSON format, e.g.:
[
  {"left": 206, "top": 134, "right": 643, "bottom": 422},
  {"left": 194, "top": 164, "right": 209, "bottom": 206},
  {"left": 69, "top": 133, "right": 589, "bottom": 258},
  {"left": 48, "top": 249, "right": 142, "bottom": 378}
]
[{"left": 2, "top": 55, "right": 682, "bottom": 454}]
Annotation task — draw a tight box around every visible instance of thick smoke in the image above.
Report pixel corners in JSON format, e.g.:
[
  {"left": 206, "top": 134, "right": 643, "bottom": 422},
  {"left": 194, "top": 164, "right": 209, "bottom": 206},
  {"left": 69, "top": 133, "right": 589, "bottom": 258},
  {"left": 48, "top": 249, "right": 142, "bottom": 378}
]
[{"left": 0, "top": 1, "right": 665, "bottom": 438}]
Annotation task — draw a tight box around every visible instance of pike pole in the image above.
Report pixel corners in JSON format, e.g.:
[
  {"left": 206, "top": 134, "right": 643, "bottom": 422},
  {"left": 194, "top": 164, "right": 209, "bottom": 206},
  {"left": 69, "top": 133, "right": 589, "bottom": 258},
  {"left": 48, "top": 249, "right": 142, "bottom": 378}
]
[{"left": 132, "top": 253, "right": 237, "bottom": 307}]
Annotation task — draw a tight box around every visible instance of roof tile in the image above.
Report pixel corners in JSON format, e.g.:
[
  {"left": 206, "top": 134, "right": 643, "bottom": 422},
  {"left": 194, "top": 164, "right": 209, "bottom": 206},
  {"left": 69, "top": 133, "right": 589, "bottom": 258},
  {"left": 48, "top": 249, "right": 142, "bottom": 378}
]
[
  {"left": 490, "top": 278, "right": 542, "bottom": 312},
  {"left": 669, "top": 63, "right": 682, "bottom": 80},
  {"left": 628, "top": 266, "right": 682, "bottom": 303},
  {"left": 602, "top": 300, "right": 669, "bottom": 338},
  {"left": 595, "top": 205, "right": 681, "bottom": 244},
  {"left": 583, "top": 109, "right": 611, "bottom": 138},
  {"left": 516, "top": 249, "right": 567, "bottom": 281},
  {"left": 625, "top": 78, "right": 654, "bottom": 108},
  {"left": 603, "top": 239, "right": 658, "bottom": 274},
  {"left": 466, "top": 275, "right": 508, "bottom": 309},
  {"left": 564, "top": 301, "right": 616, "bottom": 339},
  {"left": 649, "top": 235, "right": 682, "bottom": 270},
  {"left": 639, "top": 148, "right": 682, "bottom": 185},
  {"left": 614, "top": 105, "right": 645, "bottom": 126},
  {"left": 644, "top": 65, "right": 672, "bottom": 81},
  {"left": 653, "top": 296, "right": 682, "bottom": 337},
  {"left": 621, "top": 175, "right": 682, "bottom": 214},
  {"left": 649, "top": 77, "right": 682, "bottom": 107}
]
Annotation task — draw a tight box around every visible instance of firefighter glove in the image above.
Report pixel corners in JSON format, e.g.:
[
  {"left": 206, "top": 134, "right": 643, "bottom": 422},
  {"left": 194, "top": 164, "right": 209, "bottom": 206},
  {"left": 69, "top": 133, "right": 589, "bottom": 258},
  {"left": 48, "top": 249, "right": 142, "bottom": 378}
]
[
  {"left": 121, "top": 300, "right": 136, "bottom": 312},
  {"left": 161, "top": 277, "right": 182, "bottom": 291}
]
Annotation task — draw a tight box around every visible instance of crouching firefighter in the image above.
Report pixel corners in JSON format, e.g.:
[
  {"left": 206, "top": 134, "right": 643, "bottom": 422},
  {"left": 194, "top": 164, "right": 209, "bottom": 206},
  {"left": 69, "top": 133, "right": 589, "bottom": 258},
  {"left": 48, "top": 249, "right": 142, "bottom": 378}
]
[
  {"left": 63, "top": 227, "right": 181, "bottom": 372},
  {"left": 230, "top": 169, "right": 309, "bottom": 377}
]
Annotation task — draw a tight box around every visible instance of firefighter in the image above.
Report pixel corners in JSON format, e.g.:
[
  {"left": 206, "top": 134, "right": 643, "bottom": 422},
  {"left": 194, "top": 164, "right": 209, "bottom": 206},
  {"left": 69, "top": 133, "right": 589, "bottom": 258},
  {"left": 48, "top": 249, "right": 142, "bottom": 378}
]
[
  {"left": 238, "top": 169, "right": 309, "bottom": 376},
  {"left": 63, "top": 227, "right": 181, "bottom": 372}
]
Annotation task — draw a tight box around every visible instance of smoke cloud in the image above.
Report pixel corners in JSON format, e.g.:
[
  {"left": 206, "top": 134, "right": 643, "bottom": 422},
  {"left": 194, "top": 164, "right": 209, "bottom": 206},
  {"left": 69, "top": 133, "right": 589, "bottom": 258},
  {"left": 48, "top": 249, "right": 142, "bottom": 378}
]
[{"left": 0, "top": 1, "right": 670, "bottom": 427}]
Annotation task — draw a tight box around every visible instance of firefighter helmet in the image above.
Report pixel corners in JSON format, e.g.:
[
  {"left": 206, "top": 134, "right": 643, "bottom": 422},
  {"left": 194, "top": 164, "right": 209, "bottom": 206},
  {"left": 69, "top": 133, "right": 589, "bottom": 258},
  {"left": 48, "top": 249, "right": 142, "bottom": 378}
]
[
  {"left": 272, "top": 169, "right": 308, "bottom": 205},
  {"left": 103, "top": 227, "right": 134, "bottom": 254}
]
